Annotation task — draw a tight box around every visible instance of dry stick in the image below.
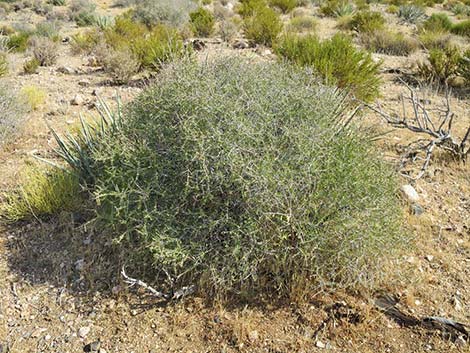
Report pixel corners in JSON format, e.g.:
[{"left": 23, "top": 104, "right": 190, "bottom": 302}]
[{"left": 121, "top": 267, "right": 196, "bottom": 300}]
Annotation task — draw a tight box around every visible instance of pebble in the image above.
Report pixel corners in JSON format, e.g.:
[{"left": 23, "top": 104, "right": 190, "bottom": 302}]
[
  {"left": 248, "top": 330, "right": 259, "bottom": 342},
  {"left": 78, "top": 326, "right": 91, "bottom": 338},
  {"left": 316, "top": 340, "right": 326, "bottom": 348},
  {"left": 71, "top": 94, "right": 85, "bottom": 106},
  {"left": 401, "top": 184, "right": 420, "bottom": 203}
]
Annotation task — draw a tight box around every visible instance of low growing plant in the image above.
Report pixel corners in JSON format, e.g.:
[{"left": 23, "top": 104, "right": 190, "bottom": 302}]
[
  {"left": 243, "top": 5, "right": 283, "bottom": 46},
  {"left": 189, "top": 7, "right": 215, "bottom": 37},
  {"left": 30, "top": 36, "right": 59, "bottom": 66},
  {"left": 398, "top": 4, "right": 425, "bottom": 24},
  {"left": 20, "top": 85, "right": 47, "bottom": 110},
  {"left": 275, "top": 33, "right": 382, "bottom": 101},
  {"left": 23, "top": 57, "right": 40, "bottom": 74},
  {"left": 0, "top": 84, "right": 26, "bottom": 147},
  {"left": 360, "top": 30, "right": 418, "bottom": 56},
  {"left": 417, "top": 45, "right": 463, "bottom": 84},
  {"left": 349, "top": 10, "right": 385, "bottom": 32},
  {"left": 269, "top": 0, "right": 298, "bottom": 13}
]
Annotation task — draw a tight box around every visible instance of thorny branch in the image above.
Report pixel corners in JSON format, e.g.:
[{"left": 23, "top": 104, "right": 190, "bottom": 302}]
[
  {"left": 121, "top": 267, "right": 196, "bottom": 300},
  {"left": 363, "top": 82, "right": 470, "bottom": 180}
]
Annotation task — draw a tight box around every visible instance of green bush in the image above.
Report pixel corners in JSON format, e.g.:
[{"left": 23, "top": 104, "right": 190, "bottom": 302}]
[
  {"left": 420, "top": 13, "right": 453, "bottom": 33},
  {"left": 244, "top": 5, "right": 283, "bottom": 46},
  {"left": 7, "top": 31, "right": 31, "bottom": 52},
  {"left": 417, "top": 45, "right": 463, "bottom": 84},
  {"left": 69, "top": 0, "right": 96, "bottom": 26},
  {"left": 288, "top": 15, "right": 317, "bottom": 32},
  {"left": 275, "top": 34, "right": 381, "bottom": 102},
  {"left": 52, "top": 58, "right": 405, "bottom": 299},
  {"left": 237, "top": 0, "right": 267, "bottom": 17},
  {"left": 189, "top": 7, "right": 215, "bottom": 37},
  {"left": 349, "top": 10, "right": 385, "bottom": 32},
  {"left": 23, "top": 57, "right": 40, "bottom": 74},
  {"left": 459, "top": 49, "right": 470, "bottom": 83},
  {"left": 419, "top": 31, "right": 453, "bottom": 50},
  {"left": 269, "top": 0, "right": 298, "bottom": 13},
  {"left": 451, "top": 20, "right": 470, "bottom": 36},
  {"left": 360, "top": 31, "right": 418, "bottom": 56}
]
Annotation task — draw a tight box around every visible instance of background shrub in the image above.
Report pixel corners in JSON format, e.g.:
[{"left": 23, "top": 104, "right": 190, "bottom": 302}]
[
  {"left": 417, "top": 45, "right": 463, "bottom": 84},
  {"left": 349, "top": 10, "right": 385, "bottom": 32},
  {"left": 288, "top": 15, "right": 317, "bottom": 32},
  {"left": 68, "top": 0, "right": 96, "bottom": 26},
  {"left": 320, "top": 0, "right": 355, "bottom": 17},
  {"left": 20, "top": 85, "right": 47, "bottom": 110},
  {"left": 398, "top": 4, "right": 425, "bottom": 24},
  {"left": 420, "top": 13, "right": 453, "bottom": 33},
  {"left": 189, "top": 7, "right": 215, "bottom": 37},
  {"left": 360, "top": 31, "right": 418, "bottom": 56},
  {"left": 133, "top": 0, "right": 195, "bottom": 28},
  {"left": 30, "top": 36, "right": 59, "bottom": 66},
  {"left": 7, "top": 31, "right": 30, "bottom": 52},
  {"left": 451, "top": 19, "right": 470, "bottom": 36},
  {"left": 243, "top": 5, "right": 283, "bottom": 46},
  {"left": 0, "top": 84, "right": 26, "bottom": 147},
  {"left": 275, "top": 33, "right": 381, "bottom": 102},
  {"left": 23, "top": 57, "right": 40, "bottom": 74},
  {"left": 55, "top": 57, "right": 404, "bottom": 299},
  {"left": 102, "top": 47, "right": 139, "bottom": 84},
  {"left": 269, "top": 0, "right": 298, "bottom": 13}
]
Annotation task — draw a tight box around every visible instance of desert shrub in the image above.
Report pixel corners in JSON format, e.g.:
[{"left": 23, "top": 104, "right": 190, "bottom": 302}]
[
  {"left": 70, "top": 29, "right": 101, "bottom": 54},
  {"left": 269, "top": 0, "right": 298, "bottom": 13},
  {"left": 320, "top": 0, "right": 355, "bottom": 17},
  {"left": 275, "top": 34, "right": 381, "bottom": 101},
  {"left": 102, "top": 47, "right": 139, "bottom": 84},
  {"left": 419, "top": 31, "right": 453, "bottom": 50},
  {"left": 360, "top": 30, "right": 418, "bottom": 56},
  {"left": 288, "top": 15, "right": 317, "bottom": 32},
  {"left": 420, "top": 13, "right": 453, "bottom": 33},
  {"left": 387, "top": 4, "right": 399, "bottom": 13},
  {"left": 0, "top": 84, "right": 26, "bottom": 147},
  {"left": 20, "top": 85, "right": 47, "bottom": 110},
  {"left": 0, "top": 52, "right": 7, "bottom": 76},
  {"left": 417, "top": 45, "right": 463, "bottom": 84},
  {"left": 349, "top": 10, "right": 385, "bottom": 32},
  {"left": 69, "top": 0, "right": 96, "bottom": 26},
  {"left": 30, "top": 36, "right": 59, "bottom": 66},
  {"left": 31, "top": 0, "right": 53, "bottom": 15},
  {"left": 189, "top": 7, "right": 215, "bottom": 36},
  {"left": 450, "top": 2, "right": 470, "bottom": 16},
  {"left": 1, "top": 165, "right": 81, "bottom": 222},
  {"left": 23, "top": 57, "right": 40, "bottom": 74},
  {"left": 451, "top": 19, "right": 470, "bottom": 36},
  {"left": 459, "top": 49, "right": 470, "bottom": 82},
  {"left": 104, "top": 17, "right": 185, "bottom": 69},
  {"left": 219, "top": 19, "right": 239, "bottom": 41},
  {"left": 243, "top": 5, "right": 283, "bottom": 46},
  {"left": 133, "top": 0, "right": 195, "bottom": 27},
  {"left": 35, "top": 20, "right": 61, "bottom": 41},
  {"left": 94, "top": 15, "right": 114, "bottom": 30},
  {"left": 398, "top": 4, "right": 425, "bottom": 23},
  {"left": 52, "top": 57, "right": 405, "bottom": 299},
  {"left": 7, "top": 31, "right": 30, "bottom": 52},
  {"left": 237, "top": 0, "right": 267, "bottom": 17}
]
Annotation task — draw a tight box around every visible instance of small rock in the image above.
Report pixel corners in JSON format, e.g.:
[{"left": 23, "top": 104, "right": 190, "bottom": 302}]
[
  {"left": 45, "top": 334, "right": 51, "bottom": 341},
  {"left": 99, "top": 349, "right": 107, "bottom": 353},
  {"left": 248, "top": 330, "right": 259, "bottom": 342},
  {"left": 31, "top": 328, "right": 47, "bottom": 338},
  {"left": 83, "top": 340, "right": 100, "bottom": 352},
  {"left": 401, "top": 184, "right": 419, "bottom": 203},
  {"left": 411, "top": 203, "right": 424, "bottom": 216},
  {"left": 78, "top": 79, "right": 90, "bottom": 87},
  {"left": 57, "top": 66, "right": 75, "bottom": 74},
  {"left": 191, "top": 39, "right": 205, "bottom": 51},
  {"left": 425, "top": 254, "right": 434, "bottom": 262},
  {"left": 71, "top": 94, "right": 85, "bottom": 106},
  {"left": 316, "top": 340, "right": 326, "bottom": 349},
  {"left": 75, "top": 259, "right": 85, "bottom": 271},
  {"left": 78, "top": 326, "right": 91, "bottom": 338},
  {"left": 232, "top": 40, "right": 249, "bottom": 49},
  {"left": 455, "top": 335, "right": 467, "bottom": 347}
]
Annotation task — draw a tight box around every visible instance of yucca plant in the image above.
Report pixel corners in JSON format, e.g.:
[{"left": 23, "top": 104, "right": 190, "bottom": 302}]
[
  {"left": 95, "top": 15, "right": 114, "bottom": 30},
  {"left": 398, "top": 4, "right": 425, "bottom": 24},
  {"left": 48, "top": 97, "right": 122, "bottom": 184}
]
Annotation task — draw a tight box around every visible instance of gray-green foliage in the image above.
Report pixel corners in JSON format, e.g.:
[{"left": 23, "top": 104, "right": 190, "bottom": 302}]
[
  {"left": 55, "top": 58, "right": 405, "bottom": 299},
  {"left": 133, "top": 0, "right": 195, "bottom": 27},
  {"left": 0, "top": 84, "right": 26, "bottom": 147}
]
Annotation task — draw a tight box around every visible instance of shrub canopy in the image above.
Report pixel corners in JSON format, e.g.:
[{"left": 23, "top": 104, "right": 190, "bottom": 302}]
[{"left": 67, "top": 58, "right": 405, "bottom": 299}]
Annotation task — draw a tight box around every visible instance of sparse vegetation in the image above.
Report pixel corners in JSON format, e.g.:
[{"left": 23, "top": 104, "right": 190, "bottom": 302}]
[
  {"left": 49, "top": 58, "right": 405, "bottom": 299},
  {"left": 30, "top": 36, "right": 59, "bottom": 66},
  {"left": 275, "top": 33, "right": 382, "bottom": 101},
  {"left": 417, "top": 45, "right": 463, "bottom": 84},
  {"left": 349, "top": 10, "right": 385, "bottom": 32},
  {"left": 288, "top": 15, "right": 316, "bottom": 32},
  {"left": 0, "top": 52, "right": 7, "bottom": 77},
  {"left": 133, "top": 0, "right": 195, "bottom": 28},
  {"left": 23, "top": 57, "right": 40, "bottom": 74},
  {"left": 320, "top": 0, "right": 355, "bottom": 17},
  {"left": 0, "top": 84, "right": 26, "bottom": 147},
  {"left": 398, "top": 4, "right": 425, "bottom": 24},
  {"left": 269, "top": 0, "right": 298, "bottom": 13},
  {"left": 420, "top": 13, "right": 453, "bottom": 33},
  {"left": 451, "top": 19, "right": 470, "bottom": 36},
  {"left": 20, "top": 85, "right": 47, "bottom": 111},
  {"left": 68, "top": 0, "right": 96, "bottom": 26}
]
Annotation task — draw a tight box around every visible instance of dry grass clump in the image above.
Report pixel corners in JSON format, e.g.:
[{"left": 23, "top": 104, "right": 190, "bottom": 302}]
[
  {"left": 288, "top": 15, "right": 317, "bottom": 32},
  {"left": 360, "top": 30, "right": 419, "bottom": 56},
  {"left": 348, "top": 10, "right": 385, "bottom": 32},
  {"left": 68, "top": 0, "right": 96, "bottom": 26},
  {"left": 269, "top": 0, "right": 298, "bottom": 13},
  {"left": 43, "top": 58, "right": 405, "bottom": 300},
  {"left": 102, "top": 47, "right": 139, "bottom": 84},
  {"left": 30, "top": 36, "right": 59, "bottom": 66},
  {"left": 132, "top": 0, "right": 196, "bottom": 28}
]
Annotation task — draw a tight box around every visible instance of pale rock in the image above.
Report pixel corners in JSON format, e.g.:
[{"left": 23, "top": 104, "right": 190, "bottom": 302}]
[
  {"left": 78, "top": 326, "right": 91, "bottom": 338},
  {"left": 401, "top": 184, "right": 419, "bottom": 203},
  {"left": 71, "top": 94, "right": 85, "bottom": 105}
]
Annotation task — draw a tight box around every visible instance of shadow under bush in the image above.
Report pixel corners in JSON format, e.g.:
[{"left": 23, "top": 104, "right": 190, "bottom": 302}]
[{"left": 52, "top": 58, "right": 406, "bottom": 301}]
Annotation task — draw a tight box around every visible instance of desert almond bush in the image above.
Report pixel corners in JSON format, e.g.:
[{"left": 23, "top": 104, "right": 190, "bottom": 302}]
[{"left": 42, "top": 58, "right": 405, "bottom": 300}]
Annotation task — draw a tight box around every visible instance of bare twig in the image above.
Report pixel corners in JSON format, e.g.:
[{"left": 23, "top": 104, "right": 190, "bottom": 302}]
[
  {"left": 362, "top": 85, "right": 469, "bottom": 180},
  {"left": 121, "top": 267, "right": 196, "bottom": 301}
]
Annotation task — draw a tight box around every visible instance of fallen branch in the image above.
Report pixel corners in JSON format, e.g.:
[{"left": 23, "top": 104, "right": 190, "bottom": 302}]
[
  {"left": 121, "top": 267, "right": 196, "bottom": 301},
  {"left": 362, "top": 82, "right": 470, "bottom": 180}
]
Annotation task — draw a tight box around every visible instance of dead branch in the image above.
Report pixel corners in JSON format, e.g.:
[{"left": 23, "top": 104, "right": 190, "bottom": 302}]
[
  {"left": 362, "top": 82, "right": 470, "bottom": 180},
  {"left": 121, "top": 267, "right": 196, "bottom": 301}
]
